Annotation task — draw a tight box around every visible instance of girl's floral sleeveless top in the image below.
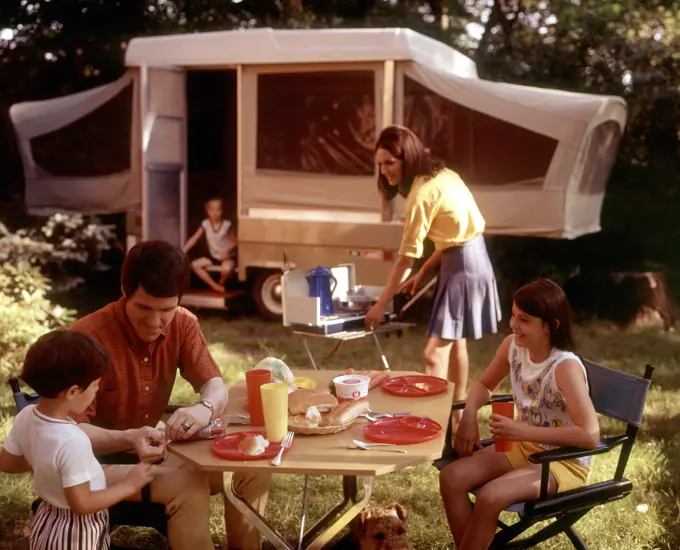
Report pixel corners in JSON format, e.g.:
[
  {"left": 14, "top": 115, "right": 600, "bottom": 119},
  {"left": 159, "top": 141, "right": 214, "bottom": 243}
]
[{"left": 508, "top": 338, "right": 591, "bottom": 469}]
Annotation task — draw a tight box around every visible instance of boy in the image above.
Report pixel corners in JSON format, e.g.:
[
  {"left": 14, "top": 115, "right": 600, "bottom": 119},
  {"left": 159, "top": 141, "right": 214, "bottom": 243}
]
[
  {"left": 0, "top": 330, "right": 154, "bottom": 549},
  {"left": 183, "top": 196, "right": 237, "bottom": 292}
]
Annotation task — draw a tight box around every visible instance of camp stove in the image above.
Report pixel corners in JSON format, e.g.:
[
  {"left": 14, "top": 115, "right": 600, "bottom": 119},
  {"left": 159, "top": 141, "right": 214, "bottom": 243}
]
[{"left": 282, "top": 264, "right": 396, "bottom": 335}]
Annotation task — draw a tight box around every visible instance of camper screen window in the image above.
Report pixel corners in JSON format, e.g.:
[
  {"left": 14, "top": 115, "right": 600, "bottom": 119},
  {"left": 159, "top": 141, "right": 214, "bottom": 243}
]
[
  {"left": 256, "top": 70, "right": 375, "bottom": 176},
  {"left": 403, "top": 77, "right": 557, "bottom": 187}
]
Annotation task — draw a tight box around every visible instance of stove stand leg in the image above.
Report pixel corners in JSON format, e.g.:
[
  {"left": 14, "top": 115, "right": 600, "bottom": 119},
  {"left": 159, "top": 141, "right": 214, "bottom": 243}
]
[
  {"left": 372, "top": 332, "right": 390, "bottom": 370},
  {"left": 299, "top": 336, "right": 318, "bottom": 370}
]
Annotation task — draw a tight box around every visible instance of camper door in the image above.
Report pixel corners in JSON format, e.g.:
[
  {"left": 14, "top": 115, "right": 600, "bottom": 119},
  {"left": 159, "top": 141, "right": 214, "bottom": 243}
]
[{"left": 141, "top": 66, "right": 188, "bottom": 246}]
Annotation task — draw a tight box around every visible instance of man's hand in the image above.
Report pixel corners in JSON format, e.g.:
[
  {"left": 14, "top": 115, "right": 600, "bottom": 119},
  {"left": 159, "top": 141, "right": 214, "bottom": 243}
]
[
  {"left": 130, "top": 426, "right": 167, "bottom": 463},
  {"left": 165, "top": 404, "right": 212, "bottom": 441}
]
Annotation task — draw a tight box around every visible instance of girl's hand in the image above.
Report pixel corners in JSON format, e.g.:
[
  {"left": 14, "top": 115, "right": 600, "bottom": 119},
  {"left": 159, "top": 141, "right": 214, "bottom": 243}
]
[
  {"left": 489, "top": 415, "right": 528, "bottom": 442},
  {"left": 454, "top": 412, "right": 481, "bottom": 457}
]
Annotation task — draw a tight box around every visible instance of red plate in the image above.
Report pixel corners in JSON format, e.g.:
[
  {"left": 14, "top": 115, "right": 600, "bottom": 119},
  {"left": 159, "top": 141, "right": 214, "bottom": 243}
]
[
  {"left": 363, "top": 416, "right": 442, "bottom": 445},
  {"left": 211, "top": 431, "right": 288, "bottom": 461},
  {"left": 381, "top": 375, "right": 448, "bottom": 397}
]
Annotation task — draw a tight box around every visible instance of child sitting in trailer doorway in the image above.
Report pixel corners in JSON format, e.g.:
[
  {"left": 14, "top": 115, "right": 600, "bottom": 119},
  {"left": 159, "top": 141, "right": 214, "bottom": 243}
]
[{"left": 183, "top": 196, "right": 237, "bottom": 292}]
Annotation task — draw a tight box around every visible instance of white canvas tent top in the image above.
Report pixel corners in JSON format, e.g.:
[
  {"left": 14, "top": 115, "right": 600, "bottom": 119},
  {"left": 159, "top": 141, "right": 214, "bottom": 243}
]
[{"left": 10, "top": 27, "right": 627, "bottom": 240}]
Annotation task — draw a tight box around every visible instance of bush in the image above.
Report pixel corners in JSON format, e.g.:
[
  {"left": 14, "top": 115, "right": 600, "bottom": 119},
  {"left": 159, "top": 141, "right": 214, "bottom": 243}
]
[
  {"left": 0, "top": 214, "right": 115, "bottom": 376},
  {"left": 0, "top": 213, "right": 116, "bottom": 293}
]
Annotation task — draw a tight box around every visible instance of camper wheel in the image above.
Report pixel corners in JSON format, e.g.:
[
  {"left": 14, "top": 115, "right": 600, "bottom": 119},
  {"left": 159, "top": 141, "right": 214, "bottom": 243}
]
[{"left": 253, "top": 270, "right": 283, "bottom": 321}]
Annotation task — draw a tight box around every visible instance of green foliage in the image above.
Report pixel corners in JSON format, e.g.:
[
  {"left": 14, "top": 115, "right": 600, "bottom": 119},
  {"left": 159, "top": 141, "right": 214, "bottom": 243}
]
[
  {"left": 0, "top": 214, "right": 116, "bottom": 293},
  {"left": 0, "top": 214, "right": 115, "bottom": 375}
]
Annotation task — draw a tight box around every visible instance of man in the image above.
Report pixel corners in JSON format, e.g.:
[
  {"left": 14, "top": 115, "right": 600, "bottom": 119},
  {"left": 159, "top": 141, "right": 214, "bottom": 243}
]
[{"left": 72, "top": 240, "right": 269, "bottom": 550}]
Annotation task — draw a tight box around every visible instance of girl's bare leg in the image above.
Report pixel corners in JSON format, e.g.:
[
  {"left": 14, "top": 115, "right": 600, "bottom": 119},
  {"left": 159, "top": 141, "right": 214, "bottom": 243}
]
[
  {"left": 459, "top": 464, "right": 557, "bottom": 550},
  {"left": 439, "top": 445, "right": 513, "bottom": 548}
]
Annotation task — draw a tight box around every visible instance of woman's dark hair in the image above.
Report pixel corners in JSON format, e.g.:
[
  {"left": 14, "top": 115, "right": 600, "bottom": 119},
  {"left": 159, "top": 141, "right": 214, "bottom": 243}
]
[
  {"left": 21, "top": 330, "right": 111, "bottom": 398},
  {"left": 375, "top": 125, "right": 445, "bottom": 200},
  {"left": 121, "top": 240, "right": 190, "bottom": 299},
  {"left": 513, "top": 278, "right": 576, "bottom": 352}
]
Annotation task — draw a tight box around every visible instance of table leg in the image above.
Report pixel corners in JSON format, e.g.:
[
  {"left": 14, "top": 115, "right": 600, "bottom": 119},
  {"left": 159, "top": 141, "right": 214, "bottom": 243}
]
[
  {"left": 297, "top": 475, "right": 309, "bottom": 550},
  {"left": 222, "top": 473, "right": 373, "bottom": 550},
  {"left": 304, "top": 476, "right": 374, "bottom": 550},
  {"left": 372, "top": 331, "right": 390, "bottom": 370},
  {"left": 299, "top": 335, "right": 318, "bottom": 370},
  {"left": 222, "top": 472, "right": 295, "bottom": 550}
]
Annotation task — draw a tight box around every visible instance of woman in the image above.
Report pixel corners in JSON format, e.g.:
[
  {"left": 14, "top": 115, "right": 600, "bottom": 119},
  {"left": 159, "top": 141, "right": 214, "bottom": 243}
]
[
  {"left": 365, "top": 125, "right": 502, "bottom": 416},
  {"left": 439, "top": 279, "right": 599, "bottom": 550}
]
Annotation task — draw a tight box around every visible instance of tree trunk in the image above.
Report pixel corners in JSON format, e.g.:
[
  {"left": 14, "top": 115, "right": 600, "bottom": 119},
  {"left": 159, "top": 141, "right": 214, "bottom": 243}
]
[{"left": 564, "top": 271, "right": 677, "bottom": 330}]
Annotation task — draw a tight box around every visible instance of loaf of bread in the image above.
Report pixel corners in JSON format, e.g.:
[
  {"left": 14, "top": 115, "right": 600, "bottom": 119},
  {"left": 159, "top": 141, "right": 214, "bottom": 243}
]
[
  {"left": 238, "top": 434, "right": 269, "bottom": 456},
  {"left": 325, "top": 399, "right": 370, "bottom": 427},
  {"left": 289, "top": 389, "right": 338, "bottom": 415}
]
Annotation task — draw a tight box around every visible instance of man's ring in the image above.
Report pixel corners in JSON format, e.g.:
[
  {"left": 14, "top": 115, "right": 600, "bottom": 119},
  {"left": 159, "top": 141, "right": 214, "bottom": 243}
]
[{"left": 182, "top": 421, "right": 193, "bottom": 432}]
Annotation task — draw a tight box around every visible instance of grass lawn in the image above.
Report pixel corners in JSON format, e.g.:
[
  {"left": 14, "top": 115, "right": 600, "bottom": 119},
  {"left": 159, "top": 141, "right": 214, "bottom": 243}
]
[{"left": 1, "top": 312, "right": 679, "bottom": 549}]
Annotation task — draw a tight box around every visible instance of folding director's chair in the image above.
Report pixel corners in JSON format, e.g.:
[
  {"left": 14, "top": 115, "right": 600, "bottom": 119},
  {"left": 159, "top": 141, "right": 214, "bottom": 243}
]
[{"left": 434, "top": 360, "right": 654, "bottom": 549}]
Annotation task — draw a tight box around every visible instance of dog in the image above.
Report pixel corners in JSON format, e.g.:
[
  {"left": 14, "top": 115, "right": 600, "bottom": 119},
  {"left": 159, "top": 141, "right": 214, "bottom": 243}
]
[{"left": 351, "top": 503, "right": 412, "bottom": 550}]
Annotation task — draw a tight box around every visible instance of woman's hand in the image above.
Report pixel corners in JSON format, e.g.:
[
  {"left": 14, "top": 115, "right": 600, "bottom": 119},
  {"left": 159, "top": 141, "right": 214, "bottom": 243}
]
[
  {"left": 398, "top": 272, "right": 423, "bottom": 296},
  {"left": 454, "top": 412, "right": 481, "bottom": 457},
  {"left": 365, "top": 302, "right": 387, "bottom": 328},
  {"left": 489, "top": 415, "right": 528, "bottom": 442}
]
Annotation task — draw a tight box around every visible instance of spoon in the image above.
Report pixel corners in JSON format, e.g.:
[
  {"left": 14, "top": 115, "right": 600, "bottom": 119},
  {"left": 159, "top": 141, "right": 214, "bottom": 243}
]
[{"left": 352, "top": 440, "right": 407, "bottom": 453}]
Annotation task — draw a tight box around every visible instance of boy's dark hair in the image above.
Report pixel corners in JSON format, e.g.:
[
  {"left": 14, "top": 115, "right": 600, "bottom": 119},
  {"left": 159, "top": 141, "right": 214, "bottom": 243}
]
[
  {"left": 205, "top": 196, "right": 223, "bottom": 206},
  {"left": 21, "top": 330, "right": 111, "bottom": 398},
  {"left": 375, "top": 125, "right": 446, "bottom": 200},
  {"left": 513, "top": 278, "right": 576, "bottom": 352},
  {"left": 121, "top": 240, "right": 190, "bottom": 298}
]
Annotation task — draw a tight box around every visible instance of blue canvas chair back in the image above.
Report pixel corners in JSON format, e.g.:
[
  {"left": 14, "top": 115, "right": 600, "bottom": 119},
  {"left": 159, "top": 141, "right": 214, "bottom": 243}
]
[{"left": 583, "top": 359, "right": 652, "bottom": 427}]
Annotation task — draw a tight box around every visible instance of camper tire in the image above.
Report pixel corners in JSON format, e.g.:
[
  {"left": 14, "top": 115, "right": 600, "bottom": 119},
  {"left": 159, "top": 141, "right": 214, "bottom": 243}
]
[{"left": 253, "top": 270, "right": 283, "bottom": 321}]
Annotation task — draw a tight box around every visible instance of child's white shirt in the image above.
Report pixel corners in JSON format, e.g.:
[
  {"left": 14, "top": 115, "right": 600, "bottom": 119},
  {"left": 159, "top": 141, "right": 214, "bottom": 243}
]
[
  {"left": 3, "top": 405, "right": 106, "bottom": 509},
  {"left": 201, "top": 218, "right": 234, "bottom": 260}
]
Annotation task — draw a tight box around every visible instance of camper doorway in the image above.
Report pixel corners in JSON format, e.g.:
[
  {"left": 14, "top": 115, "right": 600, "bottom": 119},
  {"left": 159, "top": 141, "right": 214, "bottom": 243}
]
[{"left": 181, "top": 69, "right": 251, "bottom": 315}]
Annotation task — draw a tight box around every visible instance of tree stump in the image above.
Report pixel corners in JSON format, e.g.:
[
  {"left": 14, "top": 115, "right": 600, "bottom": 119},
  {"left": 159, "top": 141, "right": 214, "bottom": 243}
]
[{"left": 564, "top": 271, "right": 677, "bottom": 330}]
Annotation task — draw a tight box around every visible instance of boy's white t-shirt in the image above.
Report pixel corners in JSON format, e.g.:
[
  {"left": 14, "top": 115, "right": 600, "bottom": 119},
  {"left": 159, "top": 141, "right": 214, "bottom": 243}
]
[
  {"left": 201, "top": 218, "right": 234, "bottom": 260},
  {"left": 3, "top": 405, "right": 106, "bottom": 509}
]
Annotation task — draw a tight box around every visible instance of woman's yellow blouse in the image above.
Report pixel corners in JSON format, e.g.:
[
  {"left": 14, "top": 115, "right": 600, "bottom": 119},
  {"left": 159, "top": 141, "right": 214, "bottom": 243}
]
[{"left": 399, "top": 169, "right": 486, "bottom": 259}]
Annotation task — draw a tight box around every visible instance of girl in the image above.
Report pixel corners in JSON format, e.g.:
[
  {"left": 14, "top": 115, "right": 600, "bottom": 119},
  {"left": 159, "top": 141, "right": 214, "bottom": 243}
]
[
  {"left": 365, "top": 125, "right": 502, "bottom": 426},
  {"left": 439, "top": 279, "right": 600, "bottom": 550},
  {"left": 0, "top": 330, "right": 154, "bottom": 549}
]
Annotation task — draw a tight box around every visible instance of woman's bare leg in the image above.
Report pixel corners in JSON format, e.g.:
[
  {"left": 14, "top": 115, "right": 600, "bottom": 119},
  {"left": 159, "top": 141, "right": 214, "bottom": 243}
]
[
  {"left": 448, "top": 338, "right": 469, "bottom": 430},
  {"left": 424, "top": 337, "right": 450, "bottom": 379},
  {"left": 424, "top": 337, "right": 469, "bottom": 431},
  {"left": 439, "top": 445, "right": 513, "bottom": 548},
  {"left": 460, "top": 464, "right": 557, "bottom": 550}
]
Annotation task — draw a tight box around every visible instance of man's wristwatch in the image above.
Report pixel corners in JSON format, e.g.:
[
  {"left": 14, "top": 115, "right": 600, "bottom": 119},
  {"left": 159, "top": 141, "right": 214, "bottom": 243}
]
[{"left": 196, "top": 399, "right": 215, "bottom": 418}]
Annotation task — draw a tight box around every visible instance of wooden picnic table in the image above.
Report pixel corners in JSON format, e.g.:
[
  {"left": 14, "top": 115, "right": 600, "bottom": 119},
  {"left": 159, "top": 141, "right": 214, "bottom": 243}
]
[{"left": 168, "top": 369, "right": 454, "bottom": 550}]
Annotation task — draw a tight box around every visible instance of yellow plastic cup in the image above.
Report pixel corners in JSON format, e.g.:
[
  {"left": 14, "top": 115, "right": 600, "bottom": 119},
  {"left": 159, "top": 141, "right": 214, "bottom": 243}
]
[{"left": 260, "top": 382, "right": 289, "bottom": 443}]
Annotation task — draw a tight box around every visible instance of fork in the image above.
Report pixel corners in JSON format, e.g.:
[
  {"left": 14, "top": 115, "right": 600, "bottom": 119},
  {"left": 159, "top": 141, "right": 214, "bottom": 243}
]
[{"left": 271, "top": 431, "right": 294, "bottom": 466}]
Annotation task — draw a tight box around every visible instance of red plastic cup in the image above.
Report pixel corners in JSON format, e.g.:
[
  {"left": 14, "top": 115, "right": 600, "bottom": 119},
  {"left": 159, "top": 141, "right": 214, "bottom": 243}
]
[
  {"left": 246, "top": 369, "right": 272, "bottom": 426},
  {"left": 491, "top": 401, "right": 515, "bottom": 452}
]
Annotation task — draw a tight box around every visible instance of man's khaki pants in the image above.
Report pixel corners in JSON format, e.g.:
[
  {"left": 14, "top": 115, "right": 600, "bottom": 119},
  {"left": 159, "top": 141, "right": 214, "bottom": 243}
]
[{"left": 104, "top": 455, "right": 270, "bottom": 550}]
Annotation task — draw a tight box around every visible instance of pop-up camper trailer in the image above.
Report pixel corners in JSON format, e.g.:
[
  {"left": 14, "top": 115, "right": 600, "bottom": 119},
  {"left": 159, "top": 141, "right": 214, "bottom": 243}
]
[{"left": 9, "top": 28, "right": 627, "bottom": 319}]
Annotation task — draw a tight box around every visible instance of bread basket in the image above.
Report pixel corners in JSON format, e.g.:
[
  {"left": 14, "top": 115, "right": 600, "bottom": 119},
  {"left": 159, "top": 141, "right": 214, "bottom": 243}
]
[{"left": 287, "top": 417, "right": 355, "bottom": 435}]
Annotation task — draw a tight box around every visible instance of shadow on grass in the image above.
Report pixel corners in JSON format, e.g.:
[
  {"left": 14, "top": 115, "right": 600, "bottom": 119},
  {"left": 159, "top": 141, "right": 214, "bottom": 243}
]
[{"left": 645, "top": 411, "right": 680, "bottom": 550}]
